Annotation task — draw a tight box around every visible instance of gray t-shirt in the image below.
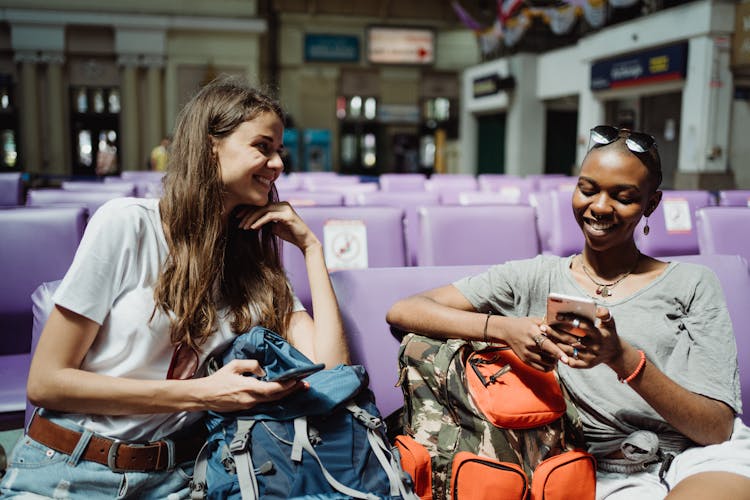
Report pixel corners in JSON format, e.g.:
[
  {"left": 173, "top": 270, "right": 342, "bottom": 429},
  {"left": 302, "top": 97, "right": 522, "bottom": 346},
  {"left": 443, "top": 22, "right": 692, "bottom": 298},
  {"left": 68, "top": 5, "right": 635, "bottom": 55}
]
[{"left": 453, "top": 254, "right": 741, "bottom": 456}]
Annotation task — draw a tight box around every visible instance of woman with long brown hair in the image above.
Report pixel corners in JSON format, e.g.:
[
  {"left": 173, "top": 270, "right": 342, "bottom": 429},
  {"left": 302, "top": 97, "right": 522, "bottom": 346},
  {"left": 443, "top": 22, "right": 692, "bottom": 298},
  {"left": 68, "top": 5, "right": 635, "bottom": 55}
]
[{"left": 1, "top": 76, "right": 348, "bottom": 498}]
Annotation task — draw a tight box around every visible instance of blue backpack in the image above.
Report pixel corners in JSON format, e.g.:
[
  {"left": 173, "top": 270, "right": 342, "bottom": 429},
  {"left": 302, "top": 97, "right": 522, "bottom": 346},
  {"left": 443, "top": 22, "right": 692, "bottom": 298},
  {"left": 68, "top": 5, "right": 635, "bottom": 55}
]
[{"left": 190, "top": 326, "right": 416, "bottom": 500}]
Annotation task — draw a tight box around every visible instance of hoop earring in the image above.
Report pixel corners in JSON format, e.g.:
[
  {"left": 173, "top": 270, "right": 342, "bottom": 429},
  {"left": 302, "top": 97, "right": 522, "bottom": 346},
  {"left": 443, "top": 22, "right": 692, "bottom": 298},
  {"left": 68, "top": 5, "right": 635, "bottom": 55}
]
[{"left": 643, "top": 218, "right": 650, "bottom": 236}]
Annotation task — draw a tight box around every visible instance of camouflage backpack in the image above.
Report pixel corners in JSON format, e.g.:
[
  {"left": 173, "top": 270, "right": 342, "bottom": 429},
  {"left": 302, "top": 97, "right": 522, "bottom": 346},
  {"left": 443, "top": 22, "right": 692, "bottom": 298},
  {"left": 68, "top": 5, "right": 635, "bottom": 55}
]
[{"left": 395, "top": 333, "right": 595, "bottom": 500}]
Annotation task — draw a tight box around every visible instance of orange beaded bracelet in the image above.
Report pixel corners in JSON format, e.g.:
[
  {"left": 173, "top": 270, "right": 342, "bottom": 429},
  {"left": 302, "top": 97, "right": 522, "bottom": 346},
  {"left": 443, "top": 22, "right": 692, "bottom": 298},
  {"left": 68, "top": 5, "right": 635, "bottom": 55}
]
[{"left": 619, "top": 350, "right": 646, "bottom": 384}]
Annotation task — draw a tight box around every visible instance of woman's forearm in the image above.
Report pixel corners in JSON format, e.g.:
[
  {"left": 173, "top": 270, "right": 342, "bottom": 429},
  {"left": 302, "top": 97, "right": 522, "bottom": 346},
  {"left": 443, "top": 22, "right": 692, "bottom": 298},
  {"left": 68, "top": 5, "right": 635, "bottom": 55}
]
[
  {"left": 27, "top": 368, "right": 207, "bottom": 415},
  {"left": 302, "top": 242, "right": 349, "bottom": 367},
  {"left": 609, "top": 343, "right": 735, "bottom": 445}
]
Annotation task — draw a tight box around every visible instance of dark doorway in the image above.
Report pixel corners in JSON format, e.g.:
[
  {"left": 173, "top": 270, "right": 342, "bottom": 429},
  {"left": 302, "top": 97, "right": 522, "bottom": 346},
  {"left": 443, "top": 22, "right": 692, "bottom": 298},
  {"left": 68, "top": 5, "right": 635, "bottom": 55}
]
[
  {"left": 477, "top": 113, "right": 506, "bottom": 174},
  {"left": 545, "top": 110, "right": 578, "bottom": 175}
]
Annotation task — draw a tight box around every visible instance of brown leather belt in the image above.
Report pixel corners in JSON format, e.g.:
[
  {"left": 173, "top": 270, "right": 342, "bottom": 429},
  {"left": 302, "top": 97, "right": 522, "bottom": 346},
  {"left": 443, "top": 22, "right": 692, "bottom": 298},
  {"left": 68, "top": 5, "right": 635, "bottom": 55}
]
[{"left": 27, "top": 413, "right": 205, "bottom": 472}]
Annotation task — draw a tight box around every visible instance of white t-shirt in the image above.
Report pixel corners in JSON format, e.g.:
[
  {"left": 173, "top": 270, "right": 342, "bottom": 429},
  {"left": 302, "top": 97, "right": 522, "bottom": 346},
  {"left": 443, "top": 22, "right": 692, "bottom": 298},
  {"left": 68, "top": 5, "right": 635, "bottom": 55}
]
[{"left": 52, "top": 197, "right": 304, "bottom": 441}]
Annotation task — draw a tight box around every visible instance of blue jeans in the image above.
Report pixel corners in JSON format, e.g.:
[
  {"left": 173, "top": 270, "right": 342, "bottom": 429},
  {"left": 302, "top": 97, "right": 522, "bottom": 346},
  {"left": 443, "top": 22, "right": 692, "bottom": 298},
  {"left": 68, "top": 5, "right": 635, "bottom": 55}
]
[{"left": 0, "top": 427, "right": 194, "bottom": 499}]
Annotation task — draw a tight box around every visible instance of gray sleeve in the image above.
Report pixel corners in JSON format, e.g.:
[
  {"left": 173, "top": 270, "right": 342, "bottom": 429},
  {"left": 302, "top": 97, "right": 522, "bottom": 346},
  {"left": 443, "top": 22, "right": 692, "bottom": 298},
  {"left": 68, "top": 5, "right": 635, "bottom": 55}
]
[
  {"left": 668, "top": 265, "right": 742, "bottom": 413},
  {"left": 452, "top": 255, "right": 554, "bottom": 317}
]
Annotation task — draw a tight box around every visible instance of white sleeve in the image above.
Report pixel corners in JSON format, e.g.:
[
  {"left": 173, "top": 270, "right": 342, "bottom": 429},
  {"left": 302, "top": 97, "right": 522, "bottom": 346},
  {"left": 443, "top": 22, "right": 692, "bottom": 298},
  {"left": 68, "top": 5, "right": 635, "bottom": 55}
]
[{"left": 53, "top": 199, "right": 142, "bottom": 324}]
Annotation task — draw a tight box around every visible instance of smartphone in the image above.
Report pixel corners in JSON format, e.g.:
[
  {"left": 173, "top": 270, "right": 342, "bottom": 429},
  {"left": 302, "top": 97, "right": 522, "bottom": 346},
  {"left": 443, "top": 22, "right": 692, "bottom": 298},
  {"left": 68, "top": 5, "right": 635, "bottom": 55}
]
[
  {"left": 546, "top": 293, "right": 596, "bottom": 325},
  {"left": 264, "top": 363, "right": 325, "bottom": 383}
]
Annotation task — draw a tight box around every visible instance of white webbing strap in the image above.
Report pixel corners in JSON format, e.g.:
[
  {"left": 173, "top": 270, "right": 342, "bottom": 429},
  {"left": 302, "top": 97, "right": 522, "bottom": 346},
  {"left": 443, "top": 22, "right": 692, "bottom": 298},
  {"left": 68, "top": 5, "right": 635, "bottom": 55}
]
[
  {"left": 348, "top": 402, "right": 418, "bottom": 500},
  {"left": 230, "top": 420, "right": 259, "bottom": 500},
  {"left": 292, "top": 417, "right": 380, "bottom": 500},
  {"left": 190, "top": 441, "right": 210, "bottom": 500}
]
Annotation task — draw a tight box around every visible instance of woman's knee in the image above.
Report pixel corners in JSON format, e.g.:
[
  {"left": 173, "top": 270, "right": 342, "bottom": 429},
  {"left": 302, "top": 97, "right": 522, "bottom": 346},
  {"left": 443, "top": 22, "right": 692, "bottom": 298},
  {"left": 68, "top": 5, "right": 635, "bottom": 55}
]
[{"left": 667, "top": 471, "right": 750, "bottom": 500}]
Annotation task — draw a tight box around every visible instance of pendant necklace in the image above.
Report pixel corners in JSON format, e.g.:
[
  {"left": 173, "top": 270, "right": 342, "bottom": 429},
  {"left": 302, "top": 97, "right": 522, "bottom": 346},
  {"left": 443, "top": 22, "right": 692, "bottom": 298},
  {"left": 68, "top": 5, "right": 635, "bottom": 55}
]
[{"left": 579, "top": 254, "right": 640, "bottom": 298}]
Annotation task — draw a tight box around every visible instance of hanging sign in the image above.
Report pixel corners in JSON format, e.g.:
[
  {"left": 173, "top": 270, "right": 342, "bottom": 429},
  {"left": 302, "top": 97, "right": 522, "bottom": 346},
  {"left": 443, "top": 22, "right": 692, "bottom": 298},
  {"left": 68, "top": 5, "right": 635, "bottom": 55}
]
[
  {"left": 323, "top": 219, "right": 369, "bottom": 270},
  {"left": 304, "top": 34, "right": 360, "bottom": 63},
  {"left": 591, "top": 42, "right": 688, "bottom": 91}
]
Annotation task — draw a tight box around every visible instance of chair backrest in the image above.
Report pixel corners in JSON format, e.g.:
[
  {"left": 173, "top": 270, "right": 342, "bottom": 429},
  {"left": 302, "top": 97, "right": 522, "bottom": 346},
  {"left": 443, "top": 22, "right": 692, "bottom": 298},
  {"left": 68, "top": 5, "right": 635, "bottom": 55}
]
[
  {"left": 62, "top": 181, "right": 137, "bottom": 196},
  {"left": 536, "top": 190, "right": 583, "bottom": 257},
  {"left": 353, "top": 191, "right": 440, "bottom": 266},
  {"left": 457, "top": 191, "right": 528, "bottom": 206},
  {"left": 119, "top": 170, "right": 166, "bottom": 182},
  {"left": 425, "top": 175, "right": 479, "bottom": 205},
  {"left": 0, "top": 172, "right": 23, "bottom": 206},
  {"left": 695, "top": 207, "right": 750, "bottom": 263},
  {"left": 477, "top": 173, "right": 519, "bottom": 191},
  {"left": 282, "top": 206, "right": 407, "bottom": 309},
  {"left": 416, "top": 205, "right": 540, "bottom": 266},
  {"left": 0, "top": 208, "right": 85, "bottom": 415},
  {"left": 26, "top": 188, "right": 129, "bottom": 215},
  {"left": 634, "top": 190, "right": 716, "bottom": 257},
  {"left": 666, "top": 254, "right": 750, "bottom": 425},
  {"left": 718, "top": 190, "right": 750, "bottom": 207},
  {"left": 379, "top": 173, "right": 426, "bottom": 192},
  {"left": 330, "top": 265, "right": 488, "bottom": 416},
  {"left": 276, "top": 189, "right": 344, "bottom": 207},
  {"left": 535, "top": 176, "right": 578, "bottom": 193}
]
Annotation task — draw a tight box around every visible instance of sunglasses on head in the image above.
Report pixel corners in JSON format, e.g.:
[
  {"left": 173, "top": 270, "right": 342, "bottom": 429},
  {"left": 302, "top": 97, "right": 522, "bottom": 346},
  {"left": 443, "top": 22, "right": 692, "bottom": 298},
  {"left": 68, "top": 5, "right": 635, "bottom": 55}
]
[{"left": 589, "top": 125, "right": 656, "bottom": 154}]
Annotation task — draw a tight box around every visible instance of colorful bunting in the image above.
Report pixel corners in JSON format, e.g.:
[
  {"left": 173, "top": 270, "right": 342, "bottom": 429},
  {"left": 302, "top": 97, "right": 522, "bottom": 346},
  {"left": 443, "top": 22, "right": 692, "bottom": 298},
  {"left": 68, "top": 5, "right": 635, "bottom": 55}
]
[{"left": 452, "top": 0, "right": 634, "bottom": 52}]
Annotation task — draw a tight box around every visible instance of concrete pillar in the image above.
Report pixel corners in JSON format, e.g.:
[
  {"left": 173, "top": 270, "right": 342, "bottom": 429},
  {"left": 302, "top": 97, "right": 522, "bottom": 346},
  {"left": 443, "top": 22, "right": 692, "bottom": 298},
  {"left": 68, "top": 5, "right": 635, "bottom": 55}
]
[
  {"left": 676, "top": 35, "right": 734, "bottom": 188},
  {"left": 506, "top": 54, "right": 545, "bottom": 176},
  {"left": 143, "top": 55, "right": 165, "bottom": 157},
  {"left": 15, "top": 51, "right": 42, "bottom": 174},
  {"left": 118, "top": 54, "right": 140, "bottom": 172},
  {"left": 42, "top": 51, "right": 66, "bottom": 175},
  {"left": 575, "top": 79, "right": 605, "bottom": 168}
]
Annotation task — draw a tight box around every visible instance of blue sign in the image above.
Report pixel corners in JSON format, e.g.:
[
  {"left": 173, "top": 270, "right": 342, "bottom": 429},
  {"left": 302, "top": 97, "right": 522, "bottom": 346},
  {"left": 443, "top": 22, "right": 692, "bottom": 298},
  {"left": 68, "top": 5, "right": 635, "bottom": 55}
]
[
  {"left": 305, "top": 34, "right": 359, "bottom": 63},
  {"left": 591, "top": 42, "right": 688, "bottom": 91},
  {"left": 303, "top": 129, "right": 332, "bottom": 172}
]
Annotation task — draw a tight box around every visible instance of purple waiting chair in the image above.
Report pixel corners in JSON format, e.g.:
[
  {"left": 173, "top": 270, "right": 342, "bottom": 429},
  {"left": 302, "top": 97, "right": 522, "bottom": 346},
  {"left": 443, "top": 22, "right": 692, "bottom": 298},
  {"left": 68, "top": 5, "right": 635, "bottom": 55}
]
[
  {"left": 282, "top": 206, "right": 407, "bottom": 310},
  {"left": 276, "top": 189, "right": 344, "bottom": 207},
  {"left": 379, "top": 173, "right": 426, "bottom": 192},
  {"left": 0, "top": 172, "right": 23, "bottom": 206},
  {"left": 695, "top": 207, "right": 750, "bottom": 264},
  {"left": 634, "top": 190, "right": 716, "bottom": 257},
  {"left": 425, "top": 175, "right": 478, "bottom": 205},
  {"left": 26, "top": 188, "right": 131, "bottom": 215},
  {"left": 416, "top": 205, "right": 540, "bottom": 266},
  {"left": 352, "top": 191, "right": 440, "bottom": 266},
  {"left": 718, "top": 190, "right": 750, "bottom": 207},
  {"left": 0, "top": 207, "right": 86, "bottom": 421},
  {"left": 530, "top": 190, "right": 583, "bottom": 257},
  {"left": 330, "top": 265, "right": 488, "bottom": 417}
]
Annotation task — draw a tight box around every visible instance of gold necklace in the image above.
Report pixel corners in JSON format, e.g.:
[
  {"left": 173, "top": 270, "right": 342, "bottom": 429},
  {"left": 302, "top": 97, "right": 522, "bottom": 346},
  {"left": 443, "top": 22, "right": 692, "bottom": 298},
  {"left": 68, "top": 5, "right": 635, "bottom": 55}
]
[{"left": 579, "top": 254, "right": 640, "bottom": 297}]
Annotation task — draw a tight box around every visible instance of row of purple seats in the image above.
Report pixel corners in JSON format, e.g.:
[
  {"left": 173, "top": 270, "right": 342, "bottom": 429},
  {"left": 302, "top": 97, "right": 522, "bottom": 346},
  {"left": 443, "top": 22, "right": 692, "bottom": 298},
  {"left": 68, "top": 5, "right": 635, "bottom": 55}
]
[
  {"left": 21, "top": 252, "right": 750, "bottom": 427},
  {"left": 26, "top": 188, "right": 130, "bottom": 216},
  {"left": 0, "top": 172, "right": 23, "bottom": 206},
  {"left": 330, "top": 254, "right": 750, "bottom": 424},
  {"left": 0, "top": 206, "right": 86, "bottom": 423}
]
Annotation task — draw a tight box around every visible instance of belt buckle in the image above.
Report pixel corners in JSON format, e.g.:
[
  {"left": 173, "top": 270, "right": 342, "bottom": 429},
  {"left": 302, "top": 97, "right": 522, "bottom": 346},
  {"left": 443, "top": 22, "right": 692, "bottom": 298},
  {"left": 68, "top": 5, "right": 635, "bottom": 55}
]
[{"left": 107, "top": 440, "right": 149, "bottom": 473}]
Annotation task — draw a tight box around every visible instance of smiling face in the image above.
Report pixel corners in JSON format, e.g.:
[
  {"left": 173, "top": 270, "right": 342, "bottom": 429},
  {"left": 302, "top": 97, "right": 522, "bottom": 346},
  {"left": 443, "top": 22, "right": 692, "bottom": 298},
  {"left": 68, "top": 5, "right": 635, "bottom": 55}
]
[
  {"left": 214, "top": 111, "right": 285, "bottom": 214},
  {"left": 573, "top": 146, "right": 662, "bottom": 253}
]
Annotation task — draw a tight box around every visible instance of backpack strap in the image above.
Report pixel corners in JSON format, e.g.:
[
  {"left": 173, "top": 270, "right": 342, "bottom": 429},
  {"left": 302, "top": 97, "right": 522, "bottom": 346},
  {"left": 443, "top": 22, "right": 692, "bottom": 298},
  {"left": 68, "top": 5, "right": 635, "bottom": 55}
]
[
  {"left": 346, "top": 403, "right": 418, "bottom": 500},
  {"left": 190, "top": 441, "right": 210, "bottom": 500},
  {"left": 230, "top": 419, "right": 259, "bottom": 500},
  {"left": 292, "top": 417, "right": 381, "bottom": 500}
]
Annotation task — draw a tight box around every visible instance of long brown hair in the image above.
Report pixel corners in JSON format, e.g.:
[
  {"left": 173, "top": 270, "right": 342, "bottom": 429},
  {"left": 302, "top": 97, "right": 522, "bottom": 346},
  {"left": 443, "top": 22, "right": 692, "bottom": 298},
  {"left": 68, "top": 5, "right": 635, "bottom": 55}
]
[{"left": 154, "top": 76, "right": 295, "bottom": 350}]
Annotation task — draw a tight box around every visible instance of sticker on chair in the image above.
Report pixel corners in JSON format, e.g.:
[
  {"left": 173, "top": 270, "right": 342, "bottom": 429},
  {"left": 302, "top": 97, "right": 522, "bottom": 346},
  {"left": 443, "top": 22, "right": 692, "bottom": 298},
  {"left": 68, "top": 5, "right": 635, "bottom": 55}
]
[
  {"left": 662, "top": 199, "right": 692, "bottom": 233},
  {"left": 323, "top": 219, "right": 369, "bottom": 270}
]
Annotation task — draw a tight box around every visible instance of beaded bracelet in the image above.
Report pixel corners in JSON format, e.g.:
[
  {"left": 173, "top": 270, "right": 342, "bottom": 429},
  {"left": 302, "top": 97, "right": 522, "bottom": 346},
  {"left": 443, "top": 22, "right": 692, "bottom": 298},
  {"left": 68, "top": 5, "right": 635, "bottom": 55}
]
[
  {"left": 483, "top": 310, "right": 493, "bottom": 343},
  {"left": 619, "top": 350, "right": 646, "bottom": 384}
]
